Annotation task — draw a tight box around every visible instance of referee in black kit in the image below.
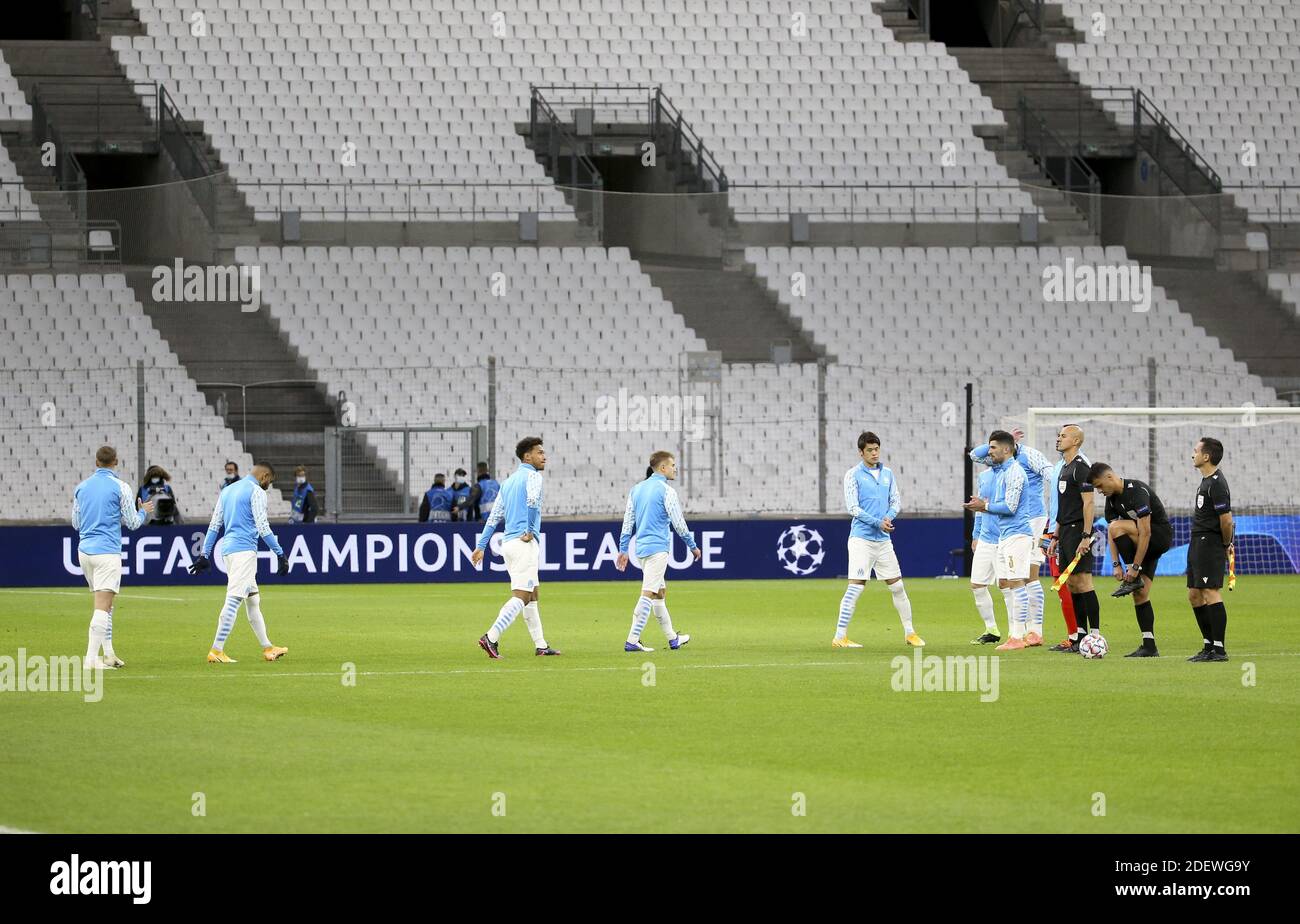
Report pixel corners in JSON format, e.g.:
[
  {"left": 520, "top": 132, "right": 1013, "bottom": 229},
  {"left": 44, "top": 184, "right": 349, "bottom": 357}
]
[
  {"left": 1089, "top": 462, "right": 1174, "bottom": 657},
  {"left": 1050, "top": 424, "right": 1099, "bottom": 650},
  {"left": 1187, "top": 437, "right": 1234, "bottom": 662}
]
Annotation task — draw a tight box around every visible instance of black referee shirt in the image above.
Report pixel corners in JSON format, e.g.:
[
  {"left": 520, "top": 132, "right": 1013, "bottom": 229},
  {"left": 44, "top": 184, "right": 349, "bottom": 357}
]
[
  {"left": 1192, "top": 469, "right": 1231, "bottom": 536},
  {"left": 1056, "top": 455, "right": 1093, "bottom": 526},
  {"left": 1104, "top": 478, "right": 1171, "bottom": 535}
]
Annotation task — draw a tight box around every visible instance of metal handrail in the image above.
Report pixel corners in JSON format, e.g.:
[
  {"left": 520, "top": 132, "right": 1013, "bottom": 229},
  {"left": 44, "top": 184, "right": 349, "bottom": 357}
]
[
  {"left": 651, "top": 87, "right": 728, "bottom": 193},
  {"left": 528, "top": 87, "right": 602, "bottom": 190},
  {"left": 157, "top": 84, "right": 217, "bottom": 225},
  {"left": 1004, "top": 0, "right": 1045, "bottom": 44},
  {"left": 530, "top": 85, "right": 728, "bottom": 193},
  {"left": 30, "top": 86, "right": 87, "bottom": 224},
  {"left": 30, "top": 79, "right": 159, "bottom": 152},
  {"left": 905, "top": 0, "right": 930, "bottom": 33},
  {"left": 1134, "top": 89, "right": 1222, "bottom": 191},
  {"left": 1019, "top": 95, "right": 1101, "bottom": 231}
]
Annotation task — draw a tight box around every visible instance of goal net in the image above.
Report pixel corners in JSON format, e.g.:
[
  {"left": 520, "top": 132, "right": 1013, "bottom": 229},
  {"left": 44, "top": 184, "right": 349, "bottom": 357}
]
[{"left": 1006, "top": 407, "right": 1300, "bottom": 577}]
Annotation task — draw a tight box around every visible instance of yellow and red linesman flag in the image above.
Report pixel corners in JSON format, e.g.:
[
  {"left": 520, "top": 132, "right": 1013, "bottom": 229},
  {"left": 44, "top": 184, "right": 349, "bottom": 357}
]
[
  {"left": 1228, "top": 543, "right": 1237, "bottom": 591},
  {"left": 1051, "top": 535, "right": 1093, "bottom": 593}
]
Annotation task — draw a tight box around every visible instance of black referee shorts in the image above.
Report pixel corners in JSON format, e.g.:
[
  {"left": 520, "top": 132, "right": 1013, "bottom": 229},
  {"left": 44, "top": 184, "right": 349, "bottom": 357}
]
[
  {"left": 1115, "top": 527, "right": 1173, "bottom": 578},
  {"left": 1057, "top": 521, "right": 1094, "bottom": 573},
  {"left": 1186, "top": 533, "right": 1227, "bottom": 589}
]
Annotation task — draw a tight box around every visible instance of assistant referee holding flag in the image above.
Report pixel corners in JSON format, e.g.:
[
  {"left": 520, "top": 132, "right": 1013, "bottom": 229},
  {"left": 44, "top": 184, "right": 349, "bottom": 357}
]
[{"left": 1187, "top": 437, "right": 1233, "bottom": 662}]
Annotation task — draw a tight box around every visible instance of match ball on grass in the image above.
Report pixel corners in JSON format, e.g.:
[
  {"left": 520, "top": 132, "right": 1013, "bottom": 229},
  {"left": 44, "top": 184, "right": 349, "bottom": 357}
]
[{"left": 1079, "top": 634, "right": 1109, "bottom": 659}]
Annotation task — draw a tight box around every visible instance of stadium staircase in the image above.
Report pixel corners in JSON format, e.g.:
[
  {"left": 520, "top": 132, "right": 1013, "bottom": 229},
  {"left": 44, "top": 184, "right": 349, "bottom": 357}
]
[
  {"left": 122, "top": 269, "right": 405, "bottom": 512},
  {"left": 0, "top": 38, "right": 259, "bottom": 265},
  {"left": 637, "top": 259, "right": 826, "bottom": 363},
  {"left": 1146, "top": 265, "right": 1300, "bottom": 401},
  {"left": 522, "top": 87, "right": 824, "bottom": 363}
]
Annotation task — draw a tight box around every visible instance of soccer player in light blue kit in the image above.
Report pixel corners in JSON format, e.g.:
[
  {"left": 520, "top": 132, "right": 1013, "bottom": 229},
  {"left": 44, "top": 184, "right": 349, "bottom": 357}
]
[
  {"left": 188, "top": 462, "right": 289, "bottom": 663},
  {"left": 616, "top": 450, "right": 701, "bottom": 652},
  {"left": 72, "top": 445, "right": 154, "bottom": 669},
  {"left": 968, "top": 465, "right": 1003, "bottom": 644},
  {"left": 965, "top": 431, "right": 1034, "bottom": 650},
  {"left": 970, "top": 426, "right": 1053, "bottom": 645},
  {"left": 833, "top": 431, "right": 924, "bottom": 649},
  {"left": 471, "top": 436, "right": 560, "bottom": 659}
]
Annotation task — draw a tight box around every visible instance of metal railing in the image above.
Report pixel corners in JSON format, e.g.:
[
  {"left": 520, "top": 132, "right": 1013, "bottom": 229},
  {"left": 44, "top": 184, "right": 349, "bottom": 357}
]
[
  {"left": 1018, "top": 95, "right": 1101, "bottom": 230},
  {"left": 528, "top": 88, "right": 602, "bottom": 190},
  {"left": 651, "top": 87, "right": 729, "bottom": 195},
  {"left": 157, "top": 84, "right": 217, "bottom": 225},
  {"left": 30, "top": 89, "right": 87, "bottom": 223},
  {"left": 30, "top": 79, "right": 158, "bottom": 153},
  {"left": 1134, "top": 89, "right": 1222, "bottom": 192},
  {"left": 528, "top": 87, "right": 604, "bottom": 234},
  {"left": 904, "top": 0, "right": 930, "bottom": 33},
  {"left": 1004, "top": 0, "right": 1045, "bottom": 44}
]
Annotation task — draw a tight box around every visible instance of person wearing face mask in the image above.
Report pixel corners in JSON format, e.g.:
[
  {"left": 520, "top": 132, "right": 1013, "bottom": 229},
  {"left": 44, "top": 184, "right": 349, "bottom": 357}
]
[
  {"left": 188, "top": 462, "right": 289, "bottom": 663},
  {"left": 289, "top": 465, "right": 318, "bottom": 524},
  {"left": 222, "top": 461, "right": 240, "bottom": 489},
  {"left": 418, "top": 473, "right": 453, "bottom": 523},
  {"left": 448, "top": 468, "right": 476, "bottom": 522},
  {"left": 139, "top": 464, "right": 182, "bottom": 525}
]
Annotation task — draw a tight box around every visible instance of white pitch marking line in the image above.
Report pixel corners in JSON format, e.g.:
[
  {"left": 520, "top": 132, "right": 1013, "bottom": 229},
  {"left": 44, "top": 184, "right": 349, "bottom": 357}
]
[
  {"left": 0, "top": 825, "right": 37, "bottom": 834},
  {"left": 0, "top": 590, "right": 188, "bottom": 602},
  {"left": 110, "top": 660, "right": 860, "bottom": 681}
]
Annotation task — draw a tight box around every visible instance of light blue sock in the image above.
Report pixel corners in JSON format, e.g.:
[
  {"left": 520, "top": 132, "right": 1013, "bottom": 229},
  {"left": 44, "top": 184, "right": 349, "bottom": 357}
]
[
  {"left": 836, "top": 584, "right": 863, "bottom": 638},
  {"left": 627, "top": 595, "right": 653, "bottom": 643},
  {"left": 212, "top": 595, "right": 243, "bottom": 650},
  {"left": 488, "top": 597, "right": 524, "bottom": 643}
]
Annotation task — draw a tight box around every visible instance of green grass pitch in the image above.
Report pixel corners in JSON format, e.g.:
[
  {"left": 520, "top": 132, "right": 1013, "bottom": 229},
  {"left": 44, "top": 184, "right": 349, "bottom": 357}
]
[{"left": 1, "top": 576, "right": 1297, "bottom": 833}]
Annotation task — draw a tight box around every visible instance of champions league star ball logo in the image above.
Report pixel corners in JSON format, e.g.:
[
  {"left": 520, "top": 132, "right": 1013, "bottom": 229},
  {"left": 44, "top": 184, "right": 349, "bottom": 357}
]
[{"left": 776, "top": 524, "right": 825, "bottom": 576}]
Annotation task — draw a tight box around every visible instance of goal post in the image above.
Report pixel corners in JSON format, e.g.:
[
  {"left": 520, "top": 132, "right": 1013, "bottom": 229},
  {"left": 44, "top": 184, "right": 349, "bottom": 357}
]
[{"left": 1009, "top": 407, "right": 1300, "bottom": 577}]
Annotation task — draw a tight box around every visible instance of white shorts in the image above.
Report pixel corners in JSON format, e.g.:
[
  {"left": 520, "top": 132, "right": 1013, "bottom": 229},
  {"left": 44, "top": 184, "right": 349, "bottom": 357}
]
[
  {"left": 971, "top": 541, "right": 998, "bottom": 586},
  {"left": 224, "top": 550, "right": 260, "bottom": 596},
  {"left": 639, "top": 551, "right": 669, "bottom": 593},
  {"left": 501, "top": 536, "right": 540, "bottom": 591},
  {"left": 996, "top": 534, "right": 1034, "bottom": 581},
  {"left": 79, "top": 552, "right": 121, "bottom": 594},
  {"left": 1029, "top": 516, "right": 1048, "bottom": 566},
  {"left": 847, "top": 537, "right": 901, "bottom": 581}
]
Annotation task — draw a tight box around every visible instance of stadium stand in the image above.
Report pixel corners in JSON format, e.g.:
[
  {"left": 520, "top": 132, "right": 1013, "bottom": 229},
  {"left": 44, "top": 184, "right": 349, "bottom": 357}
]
[
  {"left": 0, "top": 273, "right": 287, "bottom": 520},
  {"left": 0, "top": 52, "right": 30, "bottom": 123},
  {"left": 751, "top": 244, "right": 1287, "bottom": 509},
  {"left": 113, "top": 0, "right": 1035, "bottom": 224},
  {"left": 1055, "top": 0, "right": 1300, "bottom": 224}
]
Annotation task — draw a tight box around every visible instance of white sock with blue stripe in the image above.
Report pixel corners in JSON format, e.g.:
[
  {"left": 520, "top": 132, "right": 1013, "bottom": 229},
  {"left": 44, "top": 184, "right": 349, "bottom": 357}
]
[
  {"left": 521, "top": 601, "right": 547, "bottom": 649},
  {"left": 1012, "top": 586, "right": 1030, "bottom": 638},
  {"left": 1026, "top": 580, "right": 1045, "bottom": 634},
  {"left": 211, "top": 595, "right": 243, "bottom": 651},
  {"left": 835, "top": 583, "right": 863, "bottom": 639},
  {"left": 627, "top": 595, "right": 653, "bottom": 644},
  {"left": 487, "top": 597, "right": 524, "bottom": 643},
  {"left": 651, "top": 600, "right": 676, "bottom": 640},
  {"left": 102, "top": 605, "right": 117, "bottom": 660}
]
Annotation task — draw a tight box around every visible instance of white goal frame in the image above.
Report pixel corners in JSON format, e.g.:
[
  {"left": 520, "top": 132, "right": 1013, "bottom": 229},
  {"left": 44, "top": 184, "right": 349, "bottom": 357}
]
[{"left": 1024, "top": 407, "right": 1300, "bottom": 448}]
